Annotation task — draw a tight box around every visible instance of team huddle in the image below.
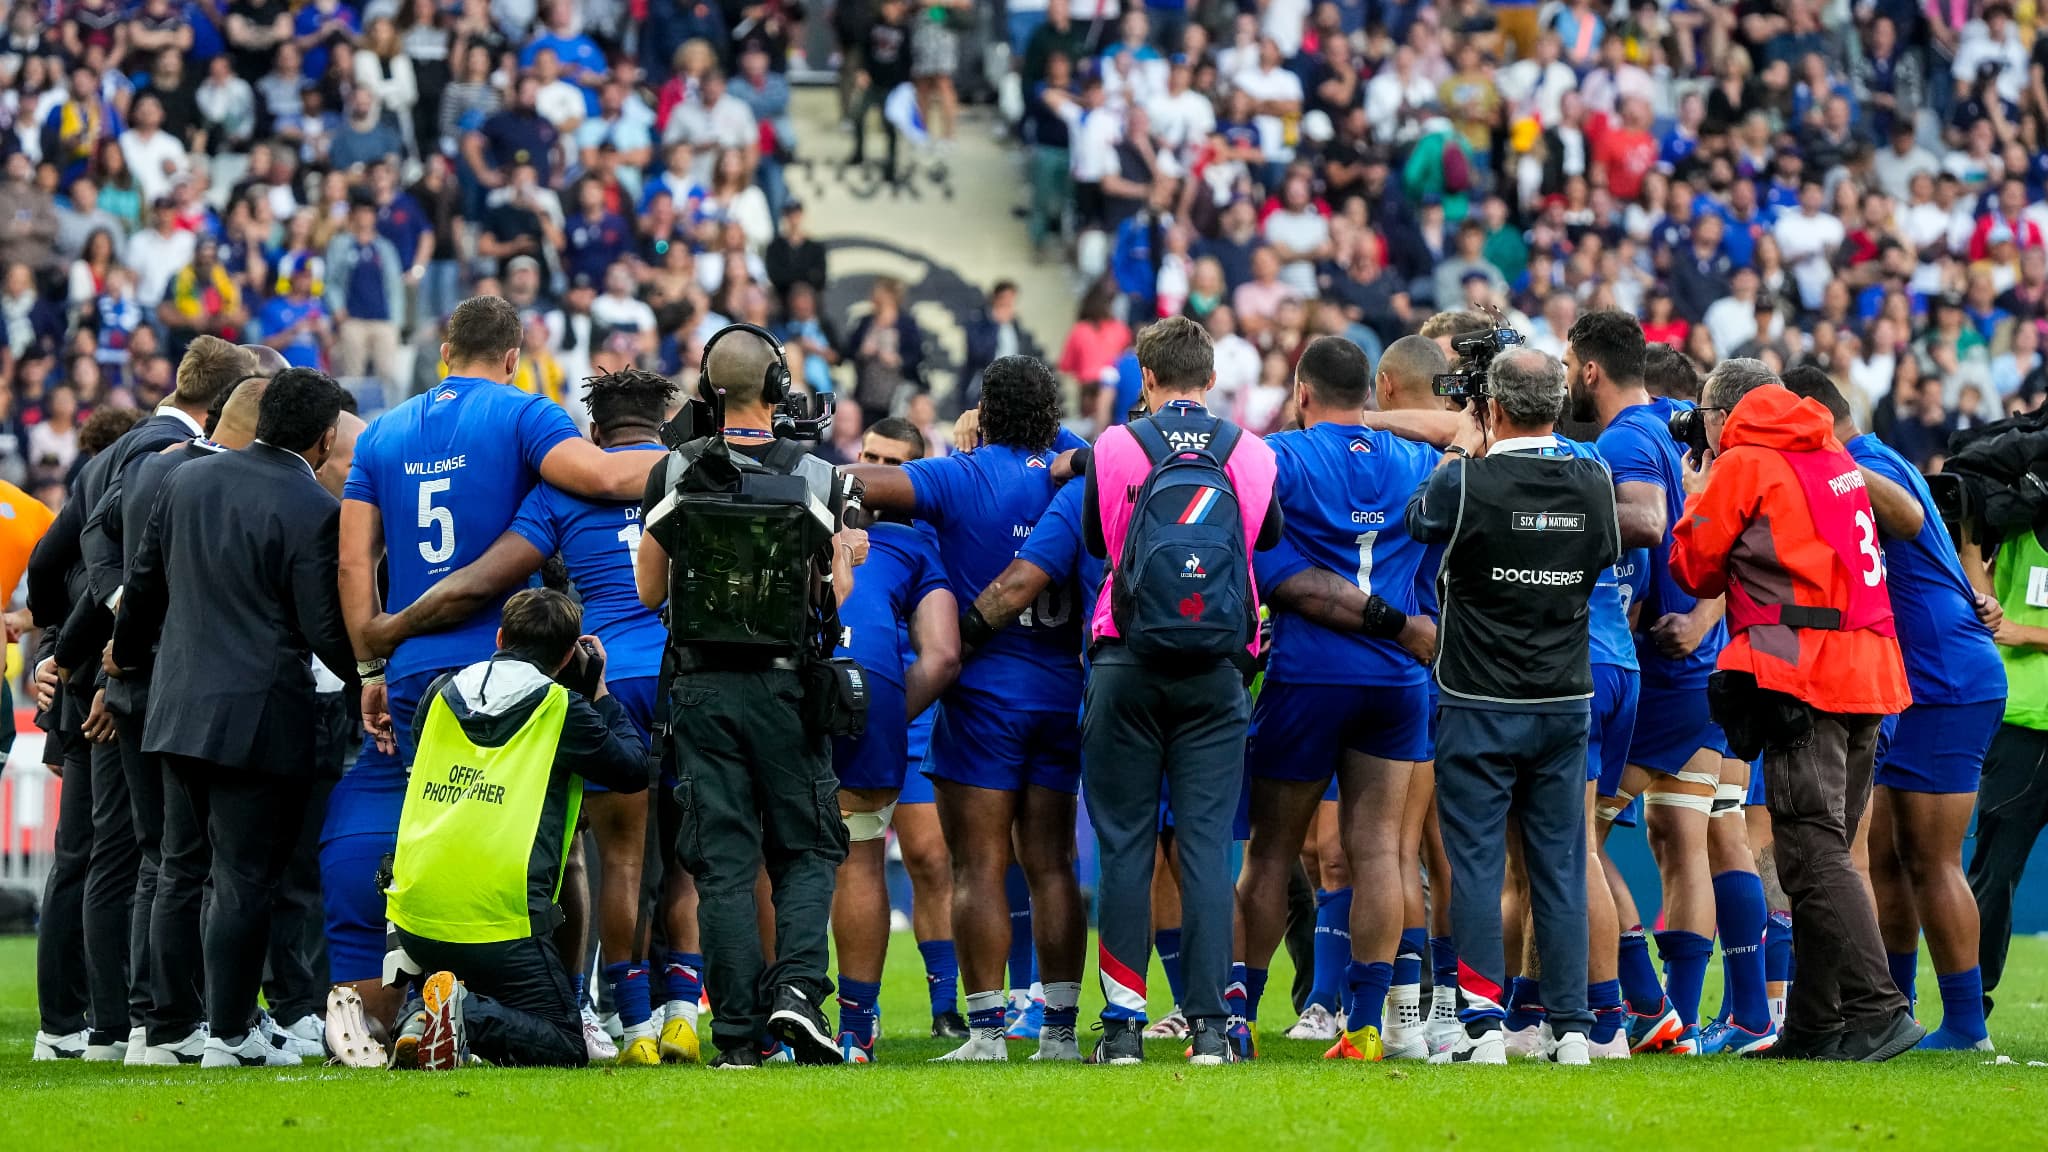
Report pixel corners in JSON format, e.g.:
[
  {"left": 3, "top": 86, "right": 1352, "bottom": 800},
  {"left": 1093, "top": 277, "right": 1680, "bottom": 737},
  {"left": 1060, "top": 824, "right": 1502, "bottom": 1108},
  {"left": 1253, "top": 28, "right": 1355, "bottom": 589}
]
[{"left": 26, "top": 293, "right": 2004, "bottom": 1071}]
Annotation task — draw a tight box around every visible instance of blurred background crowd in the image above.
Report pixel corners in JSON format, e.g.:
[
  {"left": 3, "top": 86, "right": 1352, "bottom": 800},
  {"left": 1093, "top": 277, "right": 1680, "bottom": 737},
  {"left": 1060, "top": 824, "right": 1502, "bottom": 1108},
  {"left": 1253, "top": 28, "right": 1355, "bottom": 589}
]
[{"left": 0, "top": 0, "right": 2038, "bottom": 513}]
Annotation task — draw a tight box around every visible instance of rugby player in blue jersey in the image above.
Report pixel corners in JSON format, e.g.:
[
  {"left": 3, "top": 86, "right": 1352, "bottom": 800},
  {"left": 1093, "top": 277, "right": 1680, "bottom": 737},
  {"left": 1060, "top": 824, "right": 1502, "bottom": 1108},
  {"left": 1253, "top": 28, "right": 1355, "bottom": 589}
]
[
  {"left": 827, "top": 417, "right": 962, "bottom": 1063},
  {"left": 334, "top": 298, "right": 663, "bottom": 1043},
  {"left": 1786, "top": 368, "right": 2006, "bottom": 1051},
  {"left": 359, "top": 367, "right": 695, "bottom": 1066},
  {"left": 844, "top": 356, "right": 1090, "bottom": 1061},
  {"left": 1235, "top": 336, "right": 1443, "bottom": 1064}
]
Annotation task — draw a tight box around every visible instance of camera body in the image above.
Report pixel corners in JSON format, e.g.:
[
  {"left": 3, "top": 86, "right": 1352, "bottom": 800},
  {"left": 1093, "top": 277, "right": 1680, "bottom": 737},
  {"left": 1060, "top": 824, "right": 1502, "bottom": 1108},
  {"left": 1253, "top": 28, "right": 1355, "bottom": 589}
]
[
  {"left": 1432, "top": 327, "right": 1525, "bottom": 402},
  {"left": 660, "top": 388, "right": 837, "bottom": 449},
  {"left": 1667, "top": 406, "right": 1709, "bottom": 458}
]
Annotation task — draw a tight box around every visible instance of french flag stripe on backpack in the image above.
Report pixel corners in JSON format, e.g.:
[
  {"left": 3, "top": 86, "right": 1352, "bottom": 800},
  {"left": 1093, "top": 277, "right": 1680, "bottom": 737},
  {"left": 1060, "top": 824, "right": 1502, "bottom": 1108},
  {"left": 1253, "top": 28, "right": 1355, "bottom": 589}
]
[{"left": 1179, "top": 487, "right": 1221, "bottom": 524}]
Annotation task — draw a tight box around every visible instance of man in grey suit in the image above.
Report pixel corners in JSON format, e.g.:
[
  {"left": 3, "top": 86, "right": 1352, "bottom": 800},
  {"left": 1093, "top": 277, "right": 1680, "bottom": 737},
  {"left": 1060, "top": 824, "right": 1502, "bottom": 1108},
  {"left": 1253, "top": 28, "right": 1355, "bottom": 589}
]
[{"left": 109, "top": 367, "right": 358, "bottom": 1068}]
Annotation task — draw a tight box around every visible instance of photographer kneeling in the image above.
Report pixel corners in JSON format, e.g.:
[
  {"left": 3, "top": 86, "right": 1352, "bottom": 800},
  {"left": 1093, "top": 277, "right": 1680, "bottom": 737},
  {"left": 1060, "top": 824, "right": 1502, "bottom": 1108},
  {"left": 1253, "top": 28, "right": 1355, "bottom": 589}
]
[
  {"left": 383, "top": 589, "right": 649, "bottom": 1070},
  {"left": 1668, "top": 358, "right": 1916, "bottom": 1062},
  {"left": 1405, "top": 347, "right": 1621, "bottom": 1066}
]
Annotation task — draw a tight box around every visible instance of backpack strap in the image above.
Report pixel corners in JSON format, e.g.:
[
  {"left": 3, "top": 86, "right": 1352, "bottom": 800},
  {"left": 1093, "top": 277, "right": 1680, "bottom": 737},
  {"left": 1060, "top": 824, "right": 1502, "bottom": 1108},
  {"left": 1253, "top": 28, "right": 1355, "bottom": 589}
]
[
  {"left": 758, "top": 437, "right": 810, "bottom": 475},
  {"left": 1126, "top": 416, "right": 1172, "bottom": 465},
  {"left": 1205, "top": 419, "right": 1243, "bottom": 467}
]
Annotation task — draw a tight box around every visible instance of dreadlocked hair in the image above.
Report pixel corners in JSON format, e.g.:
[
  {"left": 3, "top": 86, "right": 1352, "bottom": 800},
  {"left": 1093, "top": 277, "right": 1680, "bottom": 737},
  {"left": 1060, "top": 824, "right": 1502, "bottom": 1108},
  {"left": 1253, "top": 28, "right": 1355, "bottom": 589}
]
[
  {"left": 582, "top": 368, "right": 680, "bottom": 434},
  {"left": 978, "top": 355, "right": 1062, "bottom": 452}
]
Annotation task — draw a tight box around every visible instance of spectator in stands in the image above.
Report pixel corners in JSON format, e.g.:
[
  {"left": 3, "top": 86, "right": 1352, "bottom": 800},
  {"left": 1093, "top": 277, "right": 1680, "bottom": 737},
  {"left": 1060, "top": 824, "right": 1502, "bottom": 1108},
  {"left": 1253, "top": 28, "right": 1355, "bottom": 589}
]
[
  {"left": 325, "top": 193, "right": 405, "bottom": 405},
  {"left": 847, "top": 275, "right": 924, "bottom": 427}
]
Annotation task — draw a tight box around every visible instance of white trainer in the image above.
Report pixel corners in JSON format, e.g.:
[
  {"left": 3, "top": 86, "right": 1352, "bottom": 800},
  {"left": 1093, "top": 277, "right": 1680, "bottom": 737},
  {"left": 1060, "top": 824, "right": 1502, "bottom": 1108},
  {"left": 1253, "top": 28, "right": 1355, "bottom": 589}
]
[
  {"left": 83, "top": 1031, "right": 131, "bottom": 1062},
  {"left": 932, "top": 1027, "right": 1009, "bottom": 1061},
  {"left": 140, "top": 1028, "right": 209, "bottom": 1066},
  {"left": 325, "top": 985, "right": 387, "bottom": 1068},
  {"left": 1546, "top": 1031, "right": 1591, "bottom": 1065},
  {"left": 1428, "top": 1021, "right": 1509, "bottom": 1065},
  {"left": 201, "top": 1030, "right": 299, "bottom": 1068},
  {"left": 122, "top": 1025, "right": 149, "bottom": 1066},
  {"left": 1504, "top": 1020, "right": 1546, "bottom": 1058},
  {"left": 1589, "top": 1029, "right": 1632, "bottom": 1059},
  {"left": 32, "top": 1029, "right": 88, "bottom": 1061},
  {"left": 1284, "top": 1003, "right": 1340, "bottom": 1042},
  {"left": 582, "top": 1004, "right": 618, "bottom": 1061},
  {"left": 1143, "top": 1011, "right": 1189, "bottom": 1039},
  {"left": 1425, "top": 986, "right": 1462, "bottom": 1055}
]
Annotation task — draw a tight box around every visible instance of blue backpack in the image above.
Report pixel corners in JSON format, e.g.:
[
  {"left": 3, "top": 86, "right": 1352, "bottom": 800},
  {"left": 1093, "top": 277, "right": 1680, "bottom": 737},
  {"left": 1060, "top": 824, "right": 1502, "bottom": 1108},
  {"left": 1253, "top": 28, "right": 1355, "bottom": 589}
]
[{"left": 1111, "top": 415, "right": 1255, "bottom": 662}]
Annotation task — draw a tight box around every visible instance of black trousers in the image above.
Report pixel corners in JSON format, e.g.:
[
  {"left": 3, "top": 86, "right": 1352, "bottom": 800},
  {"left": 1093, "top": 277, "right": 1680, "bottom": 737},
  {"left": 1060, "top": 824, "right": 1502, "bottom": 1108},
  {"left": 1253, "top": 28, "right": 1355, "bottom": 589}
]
[
  {"left": 112, "top": 701, "right": 165, "bottom": 1030},
  {"left": 395, "top": 928, "right": 585, "bottom": 1067},
  {"left": 1969, "top": 722, "right": 2048, "bottom": 999},
  {"left": 1434, "top": 701, "right": 1594, "bottom": 1034},
  {"left": 82, "top": 725, "right": 139, "bottom": 1038},
  {"left": 149, "top": 756, "right": 311, "bottom": 1043},
  {"left": 1081, "top": 655, "right": 1248, "bottom": 1025},
  {"left": 35, "top": 723, "right": 91, "bottom": 1034},
  {"left": 670, "top": 668, "right": 846, "bottom": 1055},
  {"left": 264, "top": 775, "right": 335, "bottom": 1023},
  {"left": 1764, "top": 711, "right": 1904, "bottom": 1034}
]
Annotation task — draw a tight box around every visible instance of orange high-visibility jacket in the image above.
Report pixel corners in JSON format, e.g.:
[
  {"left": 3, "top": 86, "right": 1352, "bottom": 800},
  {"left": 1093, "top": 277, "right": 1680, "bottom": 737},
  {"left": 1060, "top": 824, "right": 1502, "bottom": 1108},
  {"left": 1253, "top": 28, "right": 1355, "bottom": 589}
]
[{"left": 1669, "top": 386, "right": 1912, "bottom": 717}]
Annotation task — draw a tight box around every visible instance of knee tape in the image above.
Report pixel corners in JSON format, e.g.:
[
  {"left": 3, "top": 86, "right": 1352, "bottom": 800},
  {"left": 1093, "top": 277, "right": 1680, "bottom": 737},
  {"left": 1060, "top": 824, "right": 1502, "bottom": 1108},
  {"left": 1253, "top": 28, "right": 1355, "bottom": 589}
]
[
  {"left": 1643, "top": 790, "right": 1716, "bottom": 815},
  {"left": 842, "top": 801, "right": 897, "bottom": 842},
  {"left": 1674, "top": 769, "right": 1721, "bottom": 788},
  {"left": 1596, "top": 792, "right": 1636, "bottom": 823},
  {"left": 1710, "top": 782, "right": 1746, "bottom": 818}
]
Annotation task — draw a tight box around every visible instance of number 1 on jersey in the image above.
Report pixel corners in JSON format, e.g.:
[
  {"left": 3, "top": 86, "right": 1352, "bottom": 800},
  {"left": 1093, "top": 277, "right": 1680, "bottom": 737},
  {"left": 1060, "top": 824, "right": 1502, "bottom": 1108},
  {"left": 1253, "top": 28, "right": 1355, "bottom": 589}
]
[
  {"left": 617, "top": 523, "right": 644, "bottom": 565},
  {"left": 1354, "top": 530, "right": 1378, "bottom": 595}
]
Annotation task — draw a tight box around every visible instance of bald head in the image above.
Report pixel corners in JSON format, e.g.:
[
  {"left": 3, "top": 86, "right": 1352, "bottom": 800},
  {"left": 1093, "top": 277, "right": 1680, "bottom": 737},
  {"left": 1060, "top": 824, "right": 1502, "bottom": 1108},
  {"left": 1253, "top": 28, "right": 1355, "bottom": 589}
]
[
  {"left": 318, "top": 410, "right": 367, "bottom": 499},
  {"left": 703, "top": 327, "right": 781, "bottom": 410},
  {"left": 239, "top": 343, "right": 291, "bottom": 377},
  {"left": 212, "top": 376, "right": 269, "bottom": 449},
  {"left": 1376, "top": 335, "right": 1451, "bottom": 411}
]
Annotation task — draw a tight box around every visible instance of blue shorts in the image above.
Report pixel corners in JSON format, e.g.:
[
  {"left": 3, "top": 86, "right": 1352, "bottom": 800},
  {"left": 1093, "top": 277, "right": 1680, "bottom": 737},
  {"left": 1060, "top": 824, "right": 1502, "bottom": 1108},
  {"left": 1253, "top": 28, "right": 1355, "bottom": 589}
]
[
  {"left": 1590, "top": 664, "right": 1641, "bottom": 787},
  {"left": 321, "top": 735, "right": 408, "bottom": 983},
  {"left": 1877, "top": 699, "right": 2004, "bottom": 794},
  {"left": 1246, "top": 680, "right": 1435, "bottom": 784},
  {"left": 924, "top": 699, "right": 1081, "bottom": 794},
  {"left": 1745, "top": 754, "right": 1766, "bottom": 806},
  {"left": 898, "top": 711, "right": 937, "bottom": 803},
  {"left": 1608, "top": 794, "right": 1642, "bottom": 829},
  {"left": 585, "top": 675, "right": 661, "bottom": 795},
  {"left": 836, "top": 676, "right": 909, "bottom": 792},
  {"left": 1626, "top": 680, "right": 1729, "bottom": 776}
]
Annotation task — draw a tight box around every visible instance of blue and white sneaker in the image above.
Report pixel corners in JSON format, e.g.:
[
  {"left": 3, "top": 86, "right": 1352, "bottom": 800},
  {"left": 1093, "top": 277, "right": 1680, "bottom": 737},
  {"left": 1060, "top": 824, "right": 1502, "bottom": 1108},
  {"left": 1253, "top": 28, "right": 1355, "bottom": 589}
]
[
  {"left": 1666, "top": 1024, "right": 1702, "bottom": 1055},
  {"left": 1916, "top": 1026, "right": 1995, "bottom": 1052},
  {"left": 1626, "top": 1002, "right": 1685, "bottom": 1053},
  {"left": 838, "top": 1031, "right": 875, "bottom": 1064},
  {"left": 765, "top": 1041, "right": 796, "bottom": 1063},
  {"left": 1005, "top": 996, "right": 1044, "bottom": 1041},
  {"left": 1699, "top": 1018, "right": 1778, "bottom": 1055}
]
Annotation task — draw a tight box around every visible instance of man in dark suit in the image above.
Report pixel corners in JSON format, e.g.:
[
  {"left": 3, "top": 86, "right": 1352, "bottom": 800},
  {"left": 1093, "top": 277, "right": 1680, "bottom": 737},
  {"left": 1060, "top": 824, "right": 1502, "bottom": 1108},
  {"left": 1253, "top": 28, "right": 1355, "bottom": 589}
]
[
  {"left": 957, "top": 281, "right": 1043, "bottom": 414},
  {"left": 110, "top": 367, "right": 357, "bottom": 1068},
  {"left": 26, "top": 335, "right": 255, "bottom": 1064}
]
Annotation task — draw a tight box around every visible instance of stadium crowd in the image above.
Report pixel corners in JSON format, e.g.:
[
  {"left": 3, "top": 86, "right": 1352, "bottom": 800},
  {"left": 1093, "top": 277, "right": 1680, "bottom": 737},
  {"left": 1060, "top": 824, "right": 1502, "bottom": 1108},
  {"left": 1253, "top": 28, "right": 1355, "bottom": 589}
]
[{"left": 8, "top": 0, "right": 2048, "bottom": 1078}]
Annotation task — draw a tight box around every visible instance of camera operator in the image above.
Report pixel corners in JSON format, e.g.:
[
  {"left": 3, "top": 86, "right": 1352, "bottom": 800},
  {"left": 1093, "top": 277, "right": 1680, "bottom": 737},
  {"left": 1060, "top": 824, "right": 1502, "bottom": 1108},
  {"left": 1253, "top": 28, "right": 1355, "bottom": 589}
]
[
  {"left": 1667, "top": 358, "right": 1916, "bottom": 1062},
  {"left": 1403, "top": 346, "right": 1621, "bottom": 1066},
  {"left": 632, "top": 323, "right": 868, "bottom": 1069}
]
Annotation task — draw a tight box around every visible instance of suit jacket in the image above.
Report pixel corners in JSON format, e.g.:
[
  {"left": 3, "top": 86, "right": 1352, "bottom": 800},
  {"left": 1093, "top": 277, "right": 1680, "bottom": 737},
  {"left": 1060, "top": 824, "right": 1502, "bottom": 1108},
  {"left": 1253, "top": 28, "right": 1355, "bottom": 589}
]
[
  {"left": 102, "top": 439, "right": 220, "bottom": 717},
  {"left": 112, "top": 442, "right": 356, "bottom": 773}
]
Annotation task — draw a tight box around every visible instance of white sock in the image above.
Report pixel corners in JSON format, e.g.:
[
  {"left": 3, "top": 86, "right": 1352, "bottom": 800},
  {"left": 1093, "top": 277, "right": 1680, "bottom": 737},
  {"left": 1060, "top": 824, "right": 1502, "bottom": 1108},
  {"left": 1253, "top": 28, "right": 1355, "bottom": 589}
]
[
  {"left": 1430, "top": 984, "right": 1458, "bottom": 1020},
  {"left": 1041, "top": 980, "right": 1081, "bottom": 1014},
  {"left": 624, "top": 1019, "right": 657, "bottom": 1043},
  {"left": 1389, "top": 985, "right": 1422, "bottom": 1026},
  {"left": 1769, "top": 995, "right": 1786, "bottom": 1030},
  {"left": 663, "top": 998, "right": 699, "bottom": 1028}
]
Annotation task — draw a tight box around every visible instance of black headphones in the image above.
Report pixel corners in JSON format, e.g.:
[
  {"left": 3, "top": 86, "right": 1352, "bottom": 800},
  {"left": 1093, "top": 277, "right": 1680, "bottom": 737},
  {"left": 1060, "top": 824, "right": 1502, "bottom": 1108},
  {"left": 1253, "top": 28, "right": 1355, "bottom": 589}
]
[{"left": 698, "top": 322, "right": 791, "bottom": 407}]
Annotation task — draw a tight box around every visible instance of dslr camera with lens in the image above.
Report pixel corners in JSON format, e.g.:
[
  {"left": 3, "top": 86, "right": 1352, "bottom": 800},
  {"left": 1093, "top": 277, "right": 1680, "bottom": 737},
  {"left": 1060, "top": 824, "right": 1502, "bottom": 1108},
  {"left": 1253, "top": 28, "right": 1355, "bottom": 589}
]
[{"left": 1432, "top": 326, "right": 1525, "bottom": 402}]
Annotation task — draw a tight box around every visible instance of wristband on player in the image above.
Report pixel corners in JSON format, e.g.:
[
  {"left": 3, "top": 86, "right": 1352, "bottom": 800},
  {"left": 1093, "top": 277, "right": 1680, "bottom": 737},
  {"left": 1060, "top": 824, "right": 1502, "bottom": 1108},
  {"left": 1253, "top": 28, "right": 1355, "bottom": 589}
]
[
  {"left": 357, "top": 658, "right": 387, "bottom": 685},
  {"left": 1360, "top": 594, "right": 1408, "bottom": 640},
  {"left": 959, "top": 604, "right": 997, "bottom": 655}
]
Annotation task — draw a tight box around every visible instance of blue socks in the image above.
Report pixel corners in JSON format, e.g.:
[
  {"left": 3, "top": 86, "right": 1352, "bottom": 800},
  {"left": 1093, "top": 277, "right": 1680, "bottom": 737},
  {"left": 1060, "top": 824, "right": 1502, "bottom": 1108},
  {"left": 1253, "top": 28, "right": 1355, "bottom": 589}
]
[
  {"left": 1154, "top": 928, "right": 1186, "bottom": 1009},
  {"left": 1310, "top": 888, "right": 1352, "bottom": 1011},
  {"left": 1344, "top": 961, "right": 1393, "bottom": 1035},
  {"left": 1005, "top": 866, "right": 1036, "bottom": 995},
  {"left": 1617, "top": 924, "right": 1665, "bottom": 1015},
  {"left": 1713, "top": 870, "right": 1772, "bottom": 1032},
  {"left": 1765, "top": 911, "right": 1794, "bottom": 984},
  {"left": 1504, "top": 975, "right": 1545, "bottom": 1031},
  {"left": 1429, "top": 935, "right": 1459, "bottom": 994},
  {"left": 603, "top": 960, "right": 652, "bottom": 1029},
  {"left": 1919, "top": 967, "right": 1990, "bottom": 1047},
  {"left": 1655, "top": 929, "right": 1714, "bottom": 1028},
  {"left": 1888, "top": 950, "right": 1919, "bottom": 1011},
  {"left": 1225, "top": 963, "right": 1268, "bottom": 1021},
  {"left": 663, "top": 951, "right": 704, "bottom": 1006},
  {"left": 837, "top": 977, "right": 881, "bottom": 1044},
  {"left": 918, "top": 940, "right": 959, "bottom": 1017},
  {"left": 1589, "top": 978, "right": 1625, "bottom": 1046},
  {"left": 1394, "top": 926, "right": 1425, "bottom": 988}
]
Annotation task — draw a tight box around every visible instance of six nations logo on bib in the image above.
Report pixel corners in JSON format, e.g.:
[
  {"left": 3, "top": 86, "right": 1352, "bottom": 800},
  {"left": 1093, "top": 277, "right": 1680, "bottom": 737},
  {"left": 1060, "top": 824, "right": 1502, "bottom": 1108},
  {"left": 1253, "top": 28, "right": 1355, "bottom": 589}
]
[{"left": 1513, "top": 511, "right": 1586, "bottom": 532}]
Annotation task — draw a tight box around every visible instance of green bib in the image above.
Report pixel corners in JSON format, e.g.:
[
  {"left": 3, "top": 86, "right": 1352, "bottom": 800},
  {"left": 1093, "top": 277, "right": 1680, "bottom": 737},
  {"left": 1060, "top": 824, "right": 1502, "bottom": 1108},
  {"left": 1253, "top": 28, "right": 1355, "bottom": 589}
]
[
  {"left": 387, "top": 682, "right": 579, "bottom": 944},
  {"left": 1994, "top": 530, "right": 2048, "bottom": 730}
]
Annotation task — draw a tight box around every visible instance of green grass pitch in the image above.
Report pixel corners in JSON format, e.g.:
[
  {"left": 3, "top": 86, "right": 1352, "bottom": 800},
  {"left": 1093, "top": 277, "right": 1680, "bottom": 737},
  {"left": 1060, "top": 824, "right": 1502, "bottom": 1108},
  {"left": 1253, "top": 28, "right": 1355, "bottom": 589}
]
[{"left": 4, "top": 933, "right": 2048, "bottom": 1149}]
